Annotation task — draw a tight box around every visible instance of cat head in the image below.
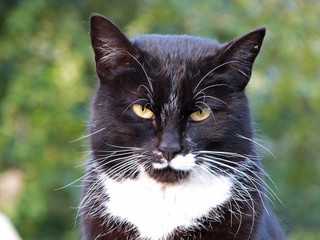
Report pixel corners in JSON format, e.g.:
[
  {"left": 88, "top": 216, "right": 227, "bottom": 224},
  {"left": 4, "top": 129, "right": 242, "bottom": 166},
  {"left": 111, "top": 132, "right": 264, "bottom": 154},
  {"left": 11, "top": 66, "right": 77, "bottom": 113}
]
[{"left": 89, "top": 14, "right": 266, "bottom": 183}]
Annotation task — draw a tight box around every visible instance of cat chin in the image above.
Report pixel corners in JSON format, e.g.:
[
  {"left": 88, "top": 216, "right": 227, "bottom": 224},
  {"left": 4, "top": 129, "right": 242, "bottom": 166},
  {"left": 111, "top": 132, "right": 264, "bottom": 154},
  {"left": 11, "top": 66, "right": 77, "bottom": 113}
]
[{"left": 147, "top": 167, "right": 191, "bottom": 184}]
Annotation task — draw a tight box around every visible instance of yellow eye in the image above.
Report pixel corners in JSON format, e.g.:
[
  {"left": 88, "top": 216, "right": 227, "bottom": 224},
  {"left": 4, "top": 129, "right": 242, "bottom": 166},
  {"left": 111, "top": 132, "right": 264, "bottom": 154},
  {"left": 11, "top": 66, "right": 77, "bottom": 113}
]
[
  {"left": 132, "top": 104, "right": 154, "bottom": 119},
  {"left": 190, "top": 108, "right": 211, "bottom": 122}
]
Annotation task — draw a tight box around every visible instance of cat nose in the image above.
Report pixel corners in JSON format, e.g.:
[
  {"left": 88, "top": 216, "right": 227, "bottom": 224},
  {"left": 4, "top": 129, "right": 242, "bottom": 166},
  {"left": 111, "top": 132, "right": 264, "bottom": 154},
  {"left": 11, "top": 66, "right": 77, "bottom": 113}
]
[{"left": 158, "top": 129, "right": 181, "bottom": 161}]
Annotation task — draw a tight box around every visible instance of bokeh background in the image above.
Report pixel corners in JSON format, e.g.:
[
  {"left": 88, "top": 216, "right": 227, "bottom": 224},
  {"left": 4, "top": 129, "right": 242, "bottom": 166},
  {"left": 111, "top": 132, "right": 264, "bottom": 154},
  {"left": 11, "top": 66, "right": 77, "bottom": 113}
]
[{"left": 0, "top": 0, "right": 319, "bottom": 239}]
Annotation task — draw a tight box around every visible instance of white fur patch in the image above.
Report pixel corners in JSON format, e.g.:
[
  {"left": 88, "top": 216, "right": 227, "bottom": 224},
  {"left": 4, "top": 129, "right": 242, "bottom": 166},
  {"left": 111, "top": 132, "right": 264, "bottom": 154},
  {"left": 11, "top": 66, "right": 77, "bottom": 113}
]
[
  {"left": 170, "top": 153, "right": 196, "bottom": 171},
  {"left": 152, "top": 161, "right": 169, "bottom": 169},
  {"left": 100, "top": 168, "right": 233, "bottom": 240}
]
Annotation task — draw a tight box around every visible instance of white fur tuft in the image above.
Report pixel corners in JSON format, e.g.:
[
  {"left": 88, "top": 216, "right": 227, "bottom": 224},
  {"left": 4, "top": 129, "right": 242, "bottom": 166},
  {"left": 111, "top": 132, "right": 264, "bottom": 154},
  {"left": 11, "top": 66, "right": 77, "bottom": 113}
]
[
  {"left": 100, "top": 167, "right": 233, "bottom": 240},
  {"left": 170, "top": 153, "right": 197, "bottom": 171}
]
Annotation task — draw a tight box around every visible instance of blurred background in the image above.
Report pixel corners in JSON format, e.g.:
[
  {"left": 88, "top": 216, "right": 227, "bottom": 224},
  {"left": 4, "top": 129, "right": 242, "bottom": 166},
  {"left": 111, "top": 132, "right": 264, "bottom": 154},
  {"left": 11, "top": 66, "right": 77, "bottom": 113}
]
[{"left": 0, "top": 0, "right": 319, "bottom": 239}]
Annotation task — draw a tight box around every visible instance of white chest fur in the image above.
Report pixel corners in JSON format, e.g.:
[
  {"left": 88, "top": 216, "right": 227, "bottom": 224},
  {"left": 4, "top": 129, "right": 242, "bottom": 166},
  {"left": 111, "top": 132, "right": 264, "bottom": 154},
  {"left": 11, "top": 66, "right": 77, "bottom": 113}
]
[{"left": 100, "top": 169, "right": 233, "bottom": 240}]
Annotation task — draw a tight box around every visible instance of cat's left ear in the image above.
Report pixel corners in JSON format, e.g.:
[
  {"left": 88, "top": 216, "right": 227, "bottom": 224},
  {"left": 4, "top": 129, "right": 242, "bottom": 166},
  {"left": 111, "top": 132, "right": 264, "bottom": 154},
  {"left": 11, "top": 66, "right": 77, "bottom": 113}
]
[
  {"left": 215, "top": 27, "right": 266, "bottom": 89},
  {"left": 90, "top": 14, "right": 138, "bottom": 80}
]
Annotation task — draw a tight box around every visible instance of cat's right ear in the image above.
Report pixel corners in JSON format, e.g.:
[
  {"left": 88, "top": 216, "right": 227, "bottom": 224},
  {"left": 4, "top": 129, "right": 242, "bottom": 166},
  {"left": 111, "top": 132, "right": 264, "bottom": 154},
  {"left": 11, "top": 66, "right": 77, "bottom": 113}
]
[{"left": 90, "top": 14, "right": 137, "bottom": 80}]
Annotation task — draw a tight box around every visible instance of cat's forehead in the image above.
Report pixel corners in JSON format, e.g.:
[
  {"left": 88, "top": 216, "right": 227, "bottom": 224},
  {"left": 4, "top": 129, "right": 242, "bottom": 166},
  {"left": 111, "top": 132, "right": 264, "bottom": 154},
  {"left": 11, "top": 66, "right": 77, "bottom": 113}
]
[{"left": 132, "top": 34, "right": 220, "bottom": 61}]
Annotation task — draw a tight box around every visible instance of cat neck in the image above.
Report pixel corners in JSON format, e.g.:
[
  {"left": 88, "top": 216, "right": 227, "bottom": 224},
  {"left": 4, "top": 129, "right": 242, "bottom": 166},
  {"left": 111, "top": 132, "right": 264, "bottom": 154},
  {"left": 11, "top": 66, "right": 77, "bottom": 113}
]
[{"left": 99, "top": 169, "right": 233, "bottom": 240}]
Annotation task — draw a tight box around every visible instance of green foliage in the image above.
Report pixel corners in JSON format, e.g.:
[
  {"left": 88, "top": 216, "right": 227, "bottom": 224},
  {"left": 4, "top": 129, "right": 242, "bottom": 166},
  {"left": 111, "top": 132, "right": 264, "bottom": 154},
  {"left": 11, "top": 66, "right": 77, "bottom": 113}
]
[{"left": 0, "top": 0, "right": 319, "bottom": 239}]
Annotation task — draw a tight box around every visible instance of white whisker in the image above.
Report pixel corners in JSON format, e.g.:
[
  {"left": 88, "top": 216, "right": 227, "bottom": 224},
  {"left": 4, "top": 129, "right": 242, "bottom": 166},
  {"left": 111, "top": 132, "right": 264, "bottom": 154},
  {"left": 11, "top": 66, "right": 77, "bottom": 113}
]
[
  {"left": 236, "top": 134, "right": 276, "bottom": 159},
  {"left": 121, "top": 98, "right": 149, "bottom": 116},
  {"left": 198, "top": 150, "right": 282, "bottom": 206},
  {"left": 198, "top": 156, "right": 269, "bottom": 215},
  {"left": 70, "top": 128, "right": 106, "bottom": 143},
  {"left": 122, "top": 49, "right": 154, "bottom": 94},
  {"left": 193, "top": 60, "right": 239, "bottom": 94},
  {"left": 195, "top": 93, "right": 230, "bottom": 108}
]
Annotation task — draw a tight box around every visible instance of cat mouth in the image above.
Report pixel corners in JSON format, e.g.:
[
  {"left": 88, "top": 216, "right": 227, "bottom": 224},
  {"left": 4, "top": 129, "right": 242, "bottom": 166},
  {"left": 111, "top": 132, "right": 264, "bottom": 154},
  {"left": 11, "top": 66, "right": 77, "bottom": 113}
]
[
  {"left": 146, "top": 153, "right": 197, "bottom": 183},
  {"left": 152, "top": 153, "right": 197, "bottom": 171},
  {"left": 147, "top": 166, "right": 191, "bottom": 183}
]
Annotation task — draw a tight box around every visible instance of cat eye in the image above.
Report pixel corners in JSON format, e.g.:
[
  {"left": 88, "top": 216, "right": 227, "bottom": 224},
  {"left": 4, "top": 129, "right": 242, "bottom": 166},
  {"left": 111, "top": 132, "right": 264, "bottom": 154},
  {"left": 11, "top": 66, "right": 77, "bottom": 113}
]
[
  {"left": 132, "top": 104, "right": 154, "bottom": 119},
  {"left": 190, "top": 108, "right": 212, "bottom": 122}
]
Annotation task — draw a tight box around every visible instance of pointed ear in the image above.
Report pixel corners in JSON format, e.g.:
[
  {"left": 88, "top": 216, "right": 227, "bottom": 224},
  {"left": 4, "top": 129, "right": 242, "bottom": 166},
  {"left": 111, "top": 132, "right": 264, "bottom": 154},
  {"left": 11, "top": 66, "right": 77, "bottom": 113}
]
[
  {"left": 90, "top": 14, "right": 138, "bottom": 80},
  {"left": 215, "top": 27, "right": 266, "bottom": 89}
]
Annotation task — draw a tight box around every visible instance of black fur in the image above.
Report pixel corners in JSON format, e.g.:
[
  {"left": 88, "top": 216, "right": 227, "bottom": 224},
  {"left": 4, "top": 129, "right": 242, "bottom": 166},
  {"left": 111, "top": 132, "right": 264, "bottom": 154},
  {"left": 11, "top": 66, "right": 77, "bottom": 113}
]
[{"left": 81, "top": 14, "right": 285, "bottom": 240}]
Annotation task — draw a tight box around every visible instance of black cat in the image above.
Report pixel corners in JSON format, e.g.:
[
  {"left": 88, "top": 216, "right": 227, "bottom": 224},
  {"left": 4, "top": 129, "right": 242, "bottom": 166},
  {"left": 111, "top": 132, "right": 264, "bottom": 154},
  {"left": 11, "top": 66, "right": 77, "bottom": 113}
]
[{"left": 81, "top": 14, "right": 285, "bottom": 240}]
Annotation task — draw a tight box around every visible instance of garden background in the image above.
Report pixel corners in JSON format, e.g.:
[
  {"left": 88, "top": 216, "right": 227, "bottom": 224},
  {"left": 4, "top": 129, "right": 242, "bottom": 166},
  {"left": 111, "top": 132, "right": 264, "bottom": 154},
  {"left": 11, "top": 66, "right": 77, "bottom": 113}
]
[{"left": 0, "top": 0, "right": 319, "bottom": 239}]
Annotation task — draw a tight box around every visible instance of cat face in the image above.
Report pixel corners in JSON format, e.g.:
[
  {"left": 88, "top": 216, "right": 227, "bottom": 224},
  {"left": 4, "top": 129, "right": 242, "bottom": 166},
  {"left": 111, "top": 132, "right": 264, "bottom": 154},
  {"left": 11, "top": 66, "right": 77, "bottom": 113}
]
[{"left": 89, "top": 14, "right": 265, "bottom": 184}]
